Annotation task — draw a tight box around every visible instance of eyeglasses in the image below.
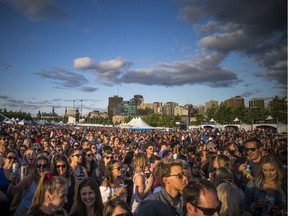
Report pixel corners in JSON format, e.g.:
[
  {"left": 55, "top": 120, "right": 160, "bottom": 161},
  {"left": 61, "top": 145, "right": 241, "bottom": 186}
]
[
  {"left": 115, "top": 213, "right": 133, "bottom": 216},
  {"left": 74, "top": 145, "right": 80, "bottom": 148},
  {"left": 86, "top": 154, "right": 92, "bottom": 157},
  {"left": 245, "top": 147, "right": 257, "bottom": 152},
  {"left": 7, "top": 156, "right": 17, "bottom": 160},
  {"left": 37, "top": 164, "right": 48, "bottom": 169},
  {"left": 56, "top": 164, "right": 67, "bottom": 169},
  {"left": 148, "top": 147, "right": 154, "bottom": 150},
  {"left": 72, "top": 154, "right": 82, "bottom": 157},
  {"left": 105, "top": 156, "right": 113, "bottom": 160},
  {"left": 113, "top": 166, "right": 122, "bottom": 171},
  {"left": 166, "top": 171, "right": 185, "bottom": 179},
  {"left": 193, "top": 201, "right": 222, "bottom": 215},
  {"left": 34, "top": 148, "right": 41, "bottom": 152}
]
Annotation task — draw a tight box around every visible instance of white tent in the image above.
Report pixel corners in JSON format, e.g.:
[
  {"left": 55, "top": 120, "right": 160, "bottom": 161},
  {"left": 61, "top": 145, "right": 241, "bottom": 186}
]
[{"left": 125, "top": 117, "right": 154, "bottom": 129}]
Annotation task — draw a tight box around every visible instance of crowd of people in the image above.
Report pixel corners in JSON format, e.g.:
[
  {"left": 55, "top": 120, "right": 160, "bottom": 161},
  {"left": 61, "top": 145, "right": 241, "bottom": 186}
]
[{"left": 0, "top": 123, "right": 286, "bottom": 216}]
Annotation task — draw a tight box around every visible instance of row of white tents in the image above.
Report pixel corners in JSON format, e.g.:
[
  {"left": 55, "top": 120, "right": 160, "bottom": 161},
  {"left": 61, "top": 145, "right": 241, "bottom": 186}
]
[{"left": 1, "top": 114, "right": 286, "bottom": 133}]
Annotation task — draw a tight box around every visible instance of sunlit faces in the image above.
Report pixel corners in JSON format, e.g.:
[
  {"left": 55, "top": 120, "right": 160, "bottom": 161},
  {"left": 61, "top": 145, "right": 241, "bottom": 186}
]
[
  {"left": 187, "top": 188, "right": 221, "bottom": 216},
  {"left": 56, "top": 162, "right": 67, "bottom": 176},
  {"left": 71, "top": 150, "right": 83, "bottom": 163},
  {"left": 85, "top": 151, "right": 93, "bottom": 162},
  {"left": 112, "top": 162, "right": 123, "bottom": 177},
  {"left": 245, "top": 141, "right": 261, "bottom": 161},
  {"left": 103, "top": 154, "right": 113, "bottom": 164},
  {"left": 47, "top": 184, "right": 68, "bottom": 211},
  {"left": 5, "top": 152, "right": 17, "bottom": 165},
  {"left": 25, "top": 149, "right": 36, "bottom": 164},
  {"left": 165, "top": 165, "right": 187, "bottom": 192},
  {"left": 36, "top": 159, "right": 49, "bottom": 176},
  {"left": 80, "top": 186, "right": 96, "bottom": 207},
  {"left": 262, "top": 162, "right": 278, "bottom": 181}
]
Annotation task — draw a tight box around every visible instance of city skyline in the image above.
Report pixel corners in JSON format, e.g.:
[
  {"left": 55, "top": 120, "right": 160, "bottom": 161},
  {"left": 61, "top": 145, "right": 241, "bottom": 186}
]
[
  {"left": 37, "top": 94, "right": 267, "bottom": 117},
  {"left": 0, "top": 0, "right": 286, "bottom": 116}
]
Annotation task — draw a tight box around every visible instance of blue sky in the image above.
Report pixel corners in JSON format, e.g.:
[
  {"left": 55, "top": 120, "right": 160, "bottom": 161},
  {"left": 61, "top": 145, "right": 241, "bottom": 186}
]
[{"left": 0, "top": 0, "right": 286, "bottom": 116}]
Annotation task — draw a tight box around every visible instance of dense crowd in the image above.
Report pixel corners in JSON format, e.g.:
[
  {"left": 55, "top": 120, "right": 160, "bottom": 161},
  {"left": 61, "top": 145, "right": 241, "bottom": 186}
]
[{"left": 0, "top": 123, "right": 287, "bottom": 216}]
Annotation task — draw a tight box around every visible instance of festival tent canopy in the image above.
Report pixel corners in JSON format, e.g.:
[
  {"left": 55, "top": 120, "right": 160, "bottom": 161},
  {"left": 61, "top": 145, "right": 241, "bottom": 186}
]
[{"left": 126, "top": 117, "right": 154, "bottom": 129}]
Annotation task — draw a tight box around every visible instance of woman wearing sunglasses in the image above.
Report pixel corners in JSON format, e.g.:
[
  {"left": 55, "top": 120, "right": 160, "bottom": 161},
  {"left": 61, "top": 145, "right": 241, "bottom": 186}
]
[
  {"left": 81, "top": 148, "right": 98, "bottom": 177},
  {"left": 70, "top": 177, "right": 103, "bottom": 216},
  {"left": 103, "top": 198, "right": 133, "bottom": 216},
  {"left": 92, "top": 150, "right": 114, "bottom": 186},
  {"left": 52, "top": 154, "right": 79, "bottom": 215},
  {"left": 12, "top": 155, "right": 50, "bottom": 216},
  {"left": 100, "top": 160, "right": 127, "bottom": 205},
  {"left": 0, "top": 150, "right": 19, "bottom": 215},
  {"left": 69, "top": 149, "right": 88, "bottom": 181}
]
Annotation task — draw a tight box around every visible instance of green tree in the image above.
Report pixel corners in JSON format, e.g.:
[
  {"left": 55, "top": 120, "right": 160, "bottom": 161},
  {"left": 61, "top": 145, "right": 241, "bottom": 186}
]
[
  {"left": 206, "top": 104, "right": 217, "bottom": 121},
  {"left": 267, "top": 96, "right": 287, "bottom": 124}
]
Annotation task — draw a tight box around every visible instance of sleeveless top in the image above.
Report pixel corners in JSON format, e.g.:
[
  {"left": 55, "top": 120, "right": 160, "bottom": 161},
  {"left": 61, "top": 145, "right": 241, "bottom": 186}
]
[
  {"left": 0, "top": 167, "right": 11, "bottom": 195},
  {"left": 70, "top": 166, "right": 85, "bottom": 181},
  {"left": 130, "top": 172, "right": 151, "bottom": 213}
]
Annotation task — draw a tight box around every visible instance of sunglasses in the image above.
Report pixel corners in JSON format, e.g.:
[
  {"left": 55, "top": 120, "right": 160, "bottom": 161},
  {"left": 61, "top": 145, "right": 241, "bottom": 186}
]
[
  {"left": 113, "top": 166, "right": 122, "bottom": 171},
  {"left": 33, "top": 148, "right": 41, "bottom": 152},
  {"left": 245, "top": 147, "right": 257, "bottom": 152},
  {"left": 116, "top": 213, "right": 133, "bottom": 216},
  {"left": 105, "top": 156, "right": 113, "bottom": 160},
  {"left": 2, "top": 138, "right": 8, "bottom": 140},
  {"left": 86, "top": 154, "right": 92, "bottom": 157},
  {"left": 72, "top": 154, "right": 82, "bottom": 157},
  {"left": 7, "top": 156, "right": 17, "bottom": 160},
  {"left": 37, "top": 164, "right": 48, "bottom": 169},
  {"left": 166, "top": 171, "right": 185, "bottom": 179},
  {"left": 148, "top": 147, "right": 154, "bottom": 150},
  {"left": 56, "top": 164, "right": 67, "bottom": 169},
  {"left": 193, "top": 201, "right": 222, "bottom": 215},
  {"left": 91, "top": 146, "right": 97, "bottom": 149}
]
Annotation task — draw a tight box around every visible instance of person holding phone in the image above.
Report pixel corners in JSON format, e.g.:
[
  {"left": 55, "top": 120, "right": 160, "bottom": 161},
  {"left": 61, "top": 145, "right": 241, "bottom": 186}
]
[
  {"left": 131, "top": 153, "right": 154, "bottom": 214},
  {"left": 100, "top": 160, "right": 127, "bottom": 205}
]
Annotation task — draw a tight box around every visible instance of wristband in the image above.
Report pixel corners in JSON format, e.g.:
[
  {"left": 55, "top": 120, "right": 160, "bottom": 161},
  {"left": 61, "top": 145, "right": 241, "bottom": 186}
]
[
  {"left": 146, "top": 185, "right": 151, "bottom": 190},
  {"left": 246, "top": 173, "right": 252, "bottom": 178}
]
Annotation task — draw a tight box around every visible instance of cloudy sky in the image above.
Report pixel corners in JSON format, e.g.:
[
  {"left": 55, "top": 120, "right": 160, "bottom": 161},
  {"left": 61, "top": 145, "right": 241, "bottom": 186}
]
[{"left": 0, "top": 0, "right": 286, "bottom": 116}]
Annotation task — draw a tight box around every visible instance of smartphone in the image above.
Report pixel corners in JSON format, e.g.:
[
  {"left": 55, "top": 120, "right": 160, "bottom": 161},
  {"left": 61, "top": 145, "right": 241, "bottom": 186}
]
[{"left": 144, "top": 172, "right": 151, "bottom": 178}]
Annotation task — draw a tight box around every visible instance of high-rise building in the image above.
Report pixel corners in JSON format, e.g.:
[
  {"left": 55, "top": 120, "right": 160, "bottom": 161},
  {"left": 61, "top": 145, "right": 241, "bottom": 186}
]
[
  {"left": 108, "top": 95, "right": 123, "bottom": 117},
  {"left": 225, "top": 96, "right": 245, "bottom": 108},
  {"left": 249, "top": 99, "right": 265, "bottom": 109},
  {"left": 130, "top": 95, "right": 144, "bottom": 106},
  {"left": 162, "top": 102, "right": 178, "bottom": 116}
]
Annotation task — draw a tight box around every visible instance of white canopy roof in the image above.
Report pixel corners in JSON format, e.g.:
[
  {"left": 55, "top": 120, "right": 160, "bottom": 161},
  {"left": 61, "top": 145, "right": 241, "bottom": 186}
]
[{"left": 126, "top": 117, "right": 154, "bottom": 129}]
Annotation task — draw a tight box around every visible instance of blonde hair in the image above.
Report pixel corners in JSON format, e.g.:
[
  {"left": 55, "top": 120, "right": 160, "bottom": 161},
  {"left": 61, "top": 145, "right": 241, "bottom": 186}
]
[
  {"left": 217, "top": 182, "right": 245, "bottom": 216},
  {"left": 133, "top": 153, "right": 148, "bottom": 172},
  {"left": 28, "top": 173, "right": 67, "bottom": 214}
]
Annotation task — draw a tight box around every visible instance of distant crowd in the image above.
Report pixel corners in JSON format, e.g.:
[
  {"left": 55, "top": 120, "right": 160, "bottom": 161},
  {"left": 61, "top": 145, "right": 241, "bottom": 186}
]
[{"left": 0, "top": 123, "right": 287, "bottom": 216}]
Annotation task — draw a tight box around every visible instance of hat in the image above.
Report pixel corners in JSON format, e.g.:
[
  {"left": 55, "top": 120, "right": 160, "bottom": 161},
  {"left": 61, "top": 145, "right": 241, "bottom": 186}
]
[{"left": 207, "top": 142, "right": 217, "bottom": 150}]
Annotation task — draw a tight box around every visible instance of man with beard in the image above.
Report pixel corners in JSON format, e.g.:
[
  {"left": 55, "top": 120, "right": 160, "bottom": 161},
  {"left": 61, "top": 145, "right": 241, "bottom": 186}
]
[{"left": 239, "top": 138, "right": 263, "bottom": 181}]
